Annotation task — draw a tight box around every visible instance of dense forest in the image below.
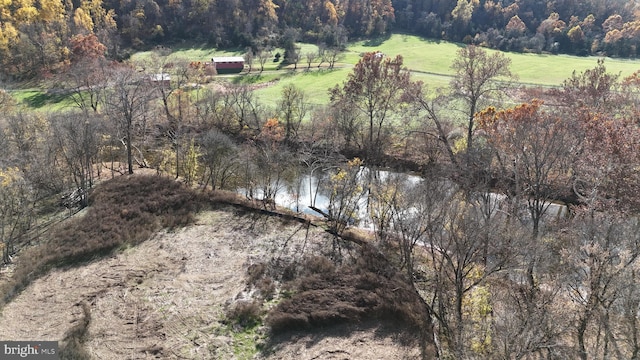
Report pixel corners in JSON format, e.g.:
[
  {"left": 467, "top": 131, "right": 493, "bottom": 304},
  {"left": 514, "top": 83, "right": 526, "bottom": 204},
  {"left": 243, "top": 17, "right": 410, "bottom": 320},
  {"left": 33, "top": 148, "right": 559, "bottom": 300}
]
[{"left": 1, "top": 0, "right": 640, "bottom": 79}]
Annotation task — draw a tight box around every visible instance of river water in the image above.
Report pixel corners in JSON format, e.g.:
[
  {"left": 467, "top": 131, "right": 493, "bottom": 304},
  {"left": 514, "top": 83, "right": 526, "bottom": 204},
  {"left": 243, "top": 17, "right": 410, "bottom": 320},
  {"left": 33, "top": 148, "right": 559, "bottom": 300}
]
[{"left": 241, "top": 166, "right": 569, "bottom": 230}]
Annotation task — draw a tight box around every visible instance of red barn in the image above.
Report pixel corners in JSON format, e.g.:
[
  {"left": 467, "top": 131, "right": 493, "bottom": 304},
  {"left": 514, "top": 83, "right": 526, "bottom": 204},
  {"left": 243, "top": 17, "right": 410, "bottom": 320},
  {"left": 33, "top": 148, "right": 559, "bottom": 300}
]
[{"left": 211, "top": 56, "right": 245, "bottom": 74}]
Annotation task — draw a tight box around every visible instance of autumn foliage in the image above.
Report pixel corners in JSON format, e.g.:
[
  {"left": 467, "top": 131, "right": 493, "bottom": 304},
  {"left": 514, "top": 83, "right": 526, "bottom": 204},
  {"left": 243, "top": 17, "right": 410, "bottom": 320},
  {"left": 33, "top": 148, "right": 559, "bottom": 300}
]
[
  {"left": 259, "top": 118, "right": 285, "bottom": 144},
  {"left": 70, "top": 34, "right": 107, "bottom": 63},
  {"left": 578, "top": 112, "right": 640, "bottom": 211}
]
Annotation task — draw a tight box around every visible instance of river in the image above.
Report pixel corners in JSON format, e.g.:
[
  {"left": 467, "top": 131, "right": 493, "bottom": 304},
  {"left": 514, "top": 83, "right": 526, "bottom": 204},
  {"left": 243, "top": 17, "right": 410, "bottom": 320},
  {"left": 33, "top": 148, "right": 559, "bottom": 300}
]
[{"left": 241, "top": 166, "right": 569, "bottom": 231}]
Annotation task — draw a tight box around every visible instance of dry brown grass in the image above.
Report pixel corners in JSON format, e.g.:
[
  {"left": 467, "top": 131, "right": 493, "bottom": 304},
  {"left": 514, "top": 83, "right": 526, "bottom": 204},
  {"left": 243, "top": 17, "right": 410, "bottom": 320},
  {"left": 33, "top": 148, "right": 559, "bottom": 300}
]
[
  {"left": 266, "top": 244, "right": 431, "bottom": 335},
  {"left": 0, "top": 173, "right": 437, "bottom": 359},
  {"left": 1, "top": 175, "right": 207, "bottom": 307}
]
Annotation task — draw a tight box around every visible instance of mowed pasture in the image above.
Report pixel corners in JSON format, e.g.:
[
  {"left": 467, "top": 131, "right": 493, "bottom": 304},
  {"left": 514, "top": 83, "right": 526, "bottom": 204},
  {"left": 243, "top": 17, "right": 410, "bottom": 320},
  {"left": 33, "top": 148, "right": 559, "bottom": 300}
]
[
  {"left": 252, "top": 34, "right": 640, "bottom": 104},
  {"left": 253, "top": 34, "right": 640, "bottom": 106},
  {"left": 11, "top": 34, "right": 640, "bottom": 109}
]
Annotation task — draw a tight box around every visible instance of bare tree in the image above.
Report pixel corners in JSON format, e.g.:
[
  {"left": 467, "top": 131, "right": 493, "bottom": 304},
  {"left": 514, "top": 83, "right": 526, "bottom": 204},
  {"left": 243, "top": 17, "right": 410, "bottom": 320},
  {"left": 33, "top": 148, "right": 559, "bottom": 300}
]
[
  {"left": 149, "top": 56, "right": 197, "bottom": 179},
  {"left": 0, "top": 168, "right": 33, "bottom": 264},
  {"left": 559, "top": 212, "right": 640, "bottom": 360},
  {"left": 58, "top": 33, "right": 110, "bottom": 113},
  {"left": 0, "top": 89, "right": 16, "bottom": 110},
  {"left": 277, "top": 84, "right": 308, "bottom": 144},
  {"left": 105, "top": 65, "right": 154, "bottom": 174},
  {"left": 326, "top": 158, "right": 366, "bottom": 236},
  {"left": 422, "top": 191, "right": 522, "bottom": 358},
  {"left": 194, "top": 87, "right": 234, "bottom": 130},
  {"left": 552, "top": 58, "right": 621, "bottom": 114},
  {"left": 374, "top": 173, "right": 451, "bottom": 279},
  {"left": 244, "top": 48, "right": 254, "bottom": 73},
  {"left": 289, "top": 46, "right": 301, "bottom": 70},
  {"left": 316, "top": 44, "right": 326, "bottom": 68},
  {"left": 620, "top": 269, "right": 640, "bottom": 359},
  {"left": 450, "top": 45, "right": 515, "bottom": 158},
  {"left": 64, "top": 57, "right": 109, "bottom": 113},
  {"left": 257, "top": 48, "right": 271, "bottom": 73},
  {"left": 478, "top": 100, "right": 583, "bottom": 288},
  {"left": 243, "top": 119, "right": 296, "bottom": 209},
  {"left": 4, "top": 112, "right": 64, "bottom": 195},
  {"left": 299, "top": 141, "right": 339, "bottom": 210},
  {"left": 329, "top": 98, "right": 364, "bottom": 151},
  {"left": 227, "top": 84, "right": 263, "bottom": 133},
  {"left": 411, "top": 89, "right": 459, "bottom": 166},
  {"left": 330, "top": 52, "right": 417, "bottom": 161},
  {"left": 491, "top": 277, "right": 568, "bottom": 359},
  {"left": 195, "top": 83, "right": 263, "bottom": 135},
  {"left": 199, "top": 129, "right": 238, "bottom": 190},
  {"left": 305, "top": 51, "right": 316, "bottom": 69},
  {"left": 326, "top": 47, "right": 342, "bottom": 69},
  {"left": 50, "top": 111, "right": 100, "bottom": 208}
]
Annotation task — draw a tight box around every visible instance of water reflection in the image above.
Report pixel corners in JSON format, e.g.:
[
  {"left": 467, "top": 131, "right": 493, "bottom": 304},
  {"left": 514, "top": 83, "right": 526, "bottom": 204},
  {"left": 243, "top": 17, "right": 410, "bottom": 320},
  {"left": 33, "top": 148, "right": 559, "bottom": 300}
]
[{"left": 240, "top": 166, "right": 569, "bottom": 231}]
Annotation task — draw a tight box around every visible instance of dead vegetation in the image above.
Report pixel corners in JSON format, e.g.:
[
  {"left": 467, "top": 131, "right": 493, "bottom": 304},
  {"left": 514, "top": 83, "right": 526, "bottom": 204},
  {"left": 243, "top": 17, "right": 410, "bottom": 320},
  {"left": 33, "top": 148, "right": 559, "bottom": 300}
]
[
  {"left": 266, "top": 247, "right": 430, "bottom": 334},
  {"left": 1, "top": 175, "right": 207, "bottom": 308},
  {"left": 58, "top": 301, "right": 92, "bottom": 360},
  {"left": 0, "top": 174, "right": 436, "bottom": 359}
]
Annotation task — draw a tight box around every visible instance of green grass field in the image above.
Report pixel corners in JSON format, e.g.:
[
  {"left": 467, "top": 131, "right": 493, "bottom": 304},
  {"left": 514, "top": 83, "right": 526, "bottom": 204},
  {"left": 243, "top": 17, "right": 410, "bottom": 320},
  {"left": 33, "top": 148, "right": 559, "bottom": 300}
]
[
  {"left": 11, "top": 33, "right": 640, "bottom": 110},
  {"left": 131, "top": 46, "right": 244, "bottom": 63},
  {"left": 10, "top": 89, "right": 78, "bottom": 111},
  {"left": 255, "top": 34, "right": 640, "bottom": 106},
  {"left": 348, "top": 34, "right": 640, "bottom": 85}
]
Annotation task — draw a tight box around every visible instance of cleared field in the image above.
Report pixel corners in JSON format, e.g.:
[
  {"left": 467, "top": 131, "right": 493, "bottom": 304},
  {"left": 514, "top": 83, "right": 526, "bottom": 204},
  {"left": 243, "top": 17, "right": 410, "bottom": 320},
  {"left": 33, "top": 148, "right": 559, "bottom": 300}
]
[
  {"left": 257, "top": 34, "right": 640, "bottom": 106},
  {"left": 10, "top": 88, "right": 78, "bottom": 111},
  {"left": 349, "top": 34, "right": 640, "bottom": 85},
  {"left": 11, "top": 34, "right": 640, "bottom": 109},
  {"left": 131, "top": 46, "right": 243, "bottom": 63}
]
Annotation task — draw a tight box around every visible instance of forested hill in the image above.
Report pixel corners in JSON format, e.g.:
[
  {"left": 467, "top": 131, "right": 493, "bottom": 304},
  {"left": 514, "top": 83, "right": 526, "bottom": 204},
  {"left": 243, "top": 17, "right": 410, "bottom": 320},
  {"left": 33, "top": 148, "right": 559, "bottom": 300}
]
[{"left": 0, "top": 0, "right": 639, "bottom": 79}]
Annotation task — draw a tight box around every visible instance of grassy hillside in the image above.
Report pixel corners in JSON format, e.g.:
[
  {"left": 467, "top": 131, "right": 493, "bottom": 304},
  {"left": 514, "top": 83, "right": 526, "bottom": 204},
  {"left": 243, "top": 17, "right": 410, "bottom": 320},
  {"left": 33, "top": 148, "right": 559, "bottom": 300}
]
[
  {"left": 0, "top": 175, "right": 433, "bottom": 359},
  {"left": 127, "top": 34, "right": 640, "bottom": 108}
]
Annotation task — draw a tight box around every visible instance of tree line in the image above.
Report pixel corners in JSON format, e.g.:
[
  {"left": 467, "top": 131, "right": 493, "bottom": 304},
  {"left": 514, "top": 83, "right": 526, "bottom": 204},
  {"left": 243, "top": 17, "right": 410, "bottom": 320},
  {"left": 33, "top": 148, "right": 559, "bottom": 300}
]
[
  {"left": 0, "top": 45, "right": 639, "bottom": 357},
  {"left": 3, "top": 0, "right": 640, "bottom": 79}
]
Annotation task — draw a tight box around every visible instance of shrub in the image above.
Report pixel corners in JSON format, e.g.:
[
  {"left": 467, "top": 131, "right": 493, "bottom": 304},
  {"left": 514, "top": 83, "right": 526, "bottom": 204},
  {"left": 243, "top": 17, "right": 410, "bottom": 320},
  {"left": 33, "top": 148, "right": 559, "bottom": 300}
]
[
  {"left": 264, "top": 311, "right": 308, "bottom": 332},
  {"left": 302, "top": 255, "right": 336, "bottom": 275},
  {"left": 247, "top": 263, "right": 267, "bottom": 285},
  {"left": 266, "top": 246, "right": 430, "bottom": 334},
  {"left": 246, "top": 262, "right": 276, "bottom": 301},
  {"left": 256, "top": 278, "right": 276, "bottom": 301},
  {"left": 226, "top": 300, "right": 263, "bottom": 329},
  {"left": 280, "top": 262, "right": 298, "bottom": 282}
]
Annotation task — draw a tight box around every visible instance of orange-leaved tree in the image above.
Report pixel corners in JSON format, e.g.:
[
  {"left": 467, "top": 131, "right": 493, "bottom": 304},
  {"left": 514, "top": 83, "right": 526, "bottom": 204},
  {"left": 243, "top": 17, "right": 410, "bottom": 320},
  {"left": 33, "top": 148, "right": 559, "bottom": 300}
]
[
  {"left": 450, "top": 45, "right": 515, "bottom": 161},
  {"left": 478, "top": 99, "right": 583, "bottom": 287},
  {"left": 478, "top": 100, "right": 582, "bottom": 236},
  {"left": 330, "top": 51, "right": 417, "bottom": 161}
]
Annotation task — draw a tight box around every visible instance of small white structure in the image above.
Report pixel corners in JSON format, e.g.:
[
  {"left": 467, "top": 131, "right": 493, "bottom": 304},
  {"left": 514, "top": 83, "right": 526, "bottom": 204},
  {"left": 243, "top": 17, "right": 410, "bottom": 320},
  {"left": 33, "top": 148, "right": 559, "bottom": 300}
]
[{"left": 149, "top": 73, "right": 171, "bottom": 87}]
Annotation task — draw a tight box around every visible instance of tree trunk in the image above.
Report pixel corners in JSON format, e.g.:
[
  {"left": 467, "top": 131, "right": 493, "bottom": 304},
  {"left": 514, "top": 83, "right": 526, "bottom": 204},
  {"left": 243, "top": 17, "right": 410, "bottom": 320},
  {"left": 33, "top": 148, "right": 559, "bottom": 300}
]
[
  {"left": 466, "top": 101, "right": 476, "bottom": 157},
  {"left": 577, "top": 315, "right": 588, "bottom": 360},
  {"left": 455, "top": 271, "right": 464, "bottom": 358},
  {"left": 126, "top": 130, "right": 133, "bottom": 175}
]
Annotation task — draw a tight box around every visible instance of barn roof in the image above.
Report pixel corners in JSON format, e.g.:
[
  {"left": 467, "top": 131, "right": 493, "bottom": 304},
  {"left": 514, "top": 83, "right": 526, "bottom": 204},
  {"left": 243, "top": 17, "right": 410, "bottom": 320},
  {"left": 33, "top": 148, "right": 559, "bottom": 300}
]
[{"left": 211, "top": 56, "right": 245, "bottom": 63}]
